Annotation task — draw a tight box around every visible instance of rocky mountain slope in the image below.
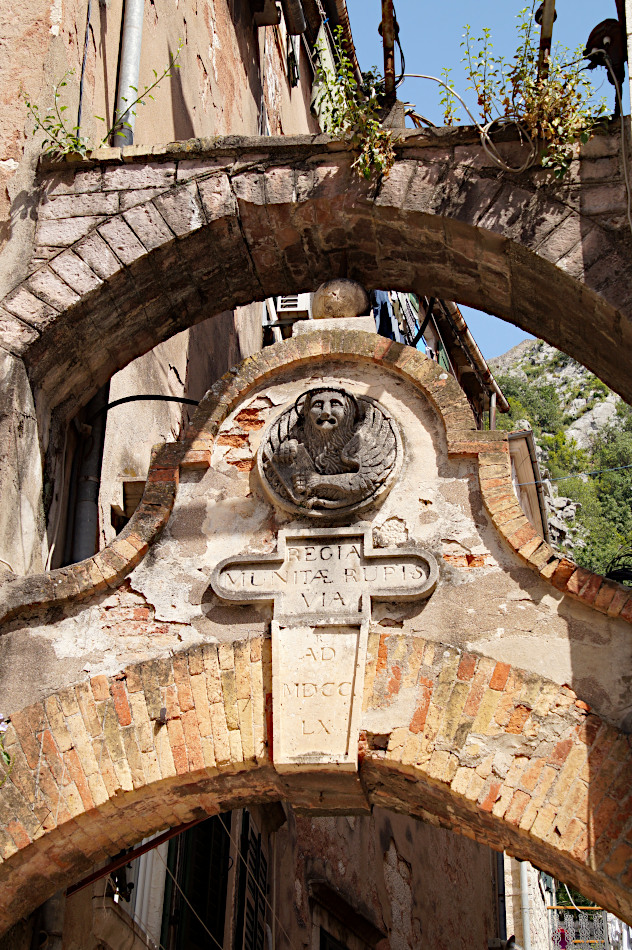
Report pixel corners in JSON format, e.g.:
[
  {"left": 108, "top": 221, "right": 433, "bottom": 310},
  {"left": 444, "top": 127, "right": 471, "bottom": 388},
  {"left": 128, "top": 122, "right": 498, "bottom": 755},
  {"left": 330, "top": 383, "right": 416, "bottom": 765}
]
[
  {"left": 490, "top": 340, "right": 620, "bottom": 449},
  {"left": 489, "top": 340, "right": 632, "bottom": 578}
]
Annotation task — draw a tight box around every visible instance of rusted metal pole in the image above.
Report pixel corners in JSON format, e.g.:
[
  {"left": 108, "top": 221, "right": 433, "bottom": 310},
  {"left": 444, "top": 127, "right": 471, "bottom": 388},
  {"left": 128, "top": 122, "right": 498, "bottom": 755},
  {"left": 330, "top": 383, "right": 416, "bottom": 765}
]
[
  {"left": 65, "top": 817, "right": 206, "bottom": 898},
  {"left": 537, "top": 0, "right": 556, "bottom": 80},
  {"left": 381, "top": 0, "right": 396, "bottom": 100}
]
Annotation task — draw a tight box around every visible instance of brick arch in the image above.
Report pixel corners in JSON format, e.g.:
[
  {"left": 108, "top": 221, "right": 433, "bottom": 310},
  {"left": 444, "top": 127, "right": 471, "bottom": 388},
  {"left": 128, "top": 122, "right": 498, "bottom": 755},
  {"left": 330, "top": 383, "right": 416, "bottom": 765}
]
[
  {"left": 1, "top": 131, "right": 631, "bottom": 417},
  {"left": 1, "top": 634, "right": 631, "bottom": 936},
  {"left": 3, "top": 332, "right": 630, "bottom": 626}
]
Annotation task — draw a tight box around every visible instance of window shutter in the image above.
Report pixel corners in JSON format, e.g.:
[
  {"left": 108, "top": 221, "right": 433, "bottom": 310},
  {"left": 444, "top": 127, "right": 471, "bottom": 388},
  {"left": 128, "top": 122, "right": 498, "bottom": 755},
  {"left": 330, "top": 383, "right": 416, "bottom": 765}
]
[
  {"left": 161, "top": 815, "right": 232, "bottom": 950},
  {"left": 235, "top": 811, "right": 268, "bottom": 950}
]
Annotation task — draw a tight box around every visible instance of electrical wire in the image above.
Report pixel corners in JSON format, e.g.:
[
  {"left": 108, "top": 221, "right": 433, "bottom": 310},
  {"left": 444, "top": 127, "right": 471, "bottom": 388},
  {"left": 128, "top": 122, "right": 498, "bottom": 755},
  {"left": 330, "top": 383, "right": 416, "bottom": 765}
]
[
  {"left": 77, "top": 0, "right": 92, "bottom": 130},
  {"left": 517, "top": 462, "right": 632, "bottom": 487},
  {"left": 155, "top": 848, "right": 225, "bottom": 950},
  {"left": 402, "top": 73, "right": 538, "bottom": 173},
  {"left": 88, "top": 394, "right": 199, "bottom": 421},
  {"left": 603, "top": 50, "right": 632, "bottom": 241},
  {"left": 216, "top": 813, "right": 300, "bottom": 950}
]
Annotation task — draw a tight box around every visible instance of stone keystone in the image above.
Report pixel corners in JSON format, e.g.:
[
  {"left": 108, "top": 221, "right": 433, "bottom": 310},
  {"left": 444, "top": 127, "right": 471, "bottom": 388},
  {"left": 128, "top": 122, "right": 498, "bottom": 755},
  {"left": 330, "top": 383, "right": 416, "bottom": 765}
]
[{"left": 211, "top": 526, "right": 438, "bottom": 771}]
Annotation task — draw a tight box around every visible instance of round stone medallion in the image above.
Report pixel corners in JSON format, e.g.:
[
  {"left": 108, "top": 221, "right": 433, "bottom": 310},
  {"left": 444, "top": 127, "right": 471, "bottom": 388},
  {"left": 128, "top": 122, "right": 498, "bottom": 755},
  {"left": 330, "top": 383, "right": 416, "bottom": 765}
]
[{"left": 257, "top": 385, "right": 403, "bottom": 519}]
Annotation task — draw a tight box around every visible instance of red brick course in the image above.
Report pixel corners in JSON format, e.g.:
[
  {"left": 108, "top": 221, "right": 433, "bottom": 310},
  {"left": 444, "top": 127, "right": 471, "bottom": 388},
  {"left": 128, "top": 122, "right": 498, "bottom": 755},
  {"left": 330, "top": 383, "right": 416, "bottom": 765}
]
[{"left": 0, "top": 634, "right": 630, "bottom": 932}]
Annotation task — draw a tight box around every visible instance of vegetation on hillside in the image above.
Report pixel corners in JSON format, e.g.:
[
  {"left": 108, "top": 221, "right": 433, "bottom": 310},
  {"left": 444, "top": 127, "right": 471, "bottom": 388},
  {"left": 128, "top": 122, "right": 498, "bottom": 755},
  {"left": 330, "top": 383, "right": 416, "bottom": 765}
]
[{"left": 493, "top": 345, "right": 632, "bottom": 579}]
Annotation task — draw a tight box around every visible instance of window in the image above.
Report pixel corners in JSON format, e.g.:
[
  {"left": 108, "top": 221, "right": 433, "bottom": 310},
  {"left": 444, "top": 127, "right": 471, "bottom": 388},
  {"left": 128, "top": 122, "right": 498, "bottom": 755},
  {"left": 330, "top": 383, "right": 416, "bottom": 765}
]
[
  {"left": 320, "top": 929, "right": 350, "bottom": 950},
  {"left": 160, "top": 815, "right": 232, "bottom": 950}
]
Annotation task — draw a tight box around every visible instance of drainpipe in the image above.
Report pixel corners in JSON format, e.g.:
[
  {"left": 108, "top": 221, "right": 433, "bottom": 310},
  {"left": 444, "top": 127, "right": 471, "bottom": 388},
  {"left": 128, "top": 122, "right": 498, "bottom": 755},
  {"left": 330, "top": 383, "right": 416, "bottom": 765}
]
[
  {"left": 113, "top": 0, "right": 145, "bottom": 146},
  {"left": 280, "top": 0, "right": 306, "bottom": 35},
  {"left": 70, "top": 384, "right": 109, "bottom": 563},
  {"left": 490, "top": 392, "right": 497, "bottom": 430},
  {"left": 496, "top": 852, "right": 507, "bottom": 942},
  {"left": 625, "top": 0, "right": 632, "bottom": 109},
  {"left": 380, "top": 0, "right": 396, "bottom": 101},
  {"left": 519, "top": 860, "right": 532, "bottom": 950},
  {"left": 32, "top": 891, "right": 65, "bottom": 950},
  {"left": 536, "top": 0, "right": 556, "bottom": 80}
]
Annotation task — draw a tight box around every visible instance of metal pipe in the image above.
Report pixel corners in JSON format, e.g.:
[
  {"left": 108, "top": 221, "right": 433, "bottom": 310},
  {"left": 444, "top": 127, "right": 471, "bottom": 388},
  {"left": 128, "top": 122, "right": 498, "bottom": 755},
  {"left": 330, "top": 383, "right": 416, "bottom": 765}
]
[
  {"left": 442, "top": 301, "right": 510, "bottom": 413},
  {"left": 280, "top": 0, "right": 306, "bottom": 35},
  {"left": 70, "top": 383, "right": 109, "bottom": 563},
  {"left": 66, "top": 817, "right": 206, "bottom": 898},
  {"left": 519, "top": 860, "right": 532, "bottom": 950},
  {"left": 625, "top": 0, "right": 632, "bottom": 112},
  {"left": 330, "top": 0, "right": 364, "bottom": 87},
  {"left": 35, "top": 891, "right": 65, "bottom": 950},
  {"left": 490, "top": 391, "right": 497, "bottom": 430},
  {"left": 496, "top": 851, "right": 507, "bottom": 942},
  {"left": 537, "top": 0, "right": 556, "bottom": 80},
  {"left": 381, "top": 0, "right": 396, "bottom": 100},
  {"left": 113, "top": 0, "right": 145, "bottom": 146}
]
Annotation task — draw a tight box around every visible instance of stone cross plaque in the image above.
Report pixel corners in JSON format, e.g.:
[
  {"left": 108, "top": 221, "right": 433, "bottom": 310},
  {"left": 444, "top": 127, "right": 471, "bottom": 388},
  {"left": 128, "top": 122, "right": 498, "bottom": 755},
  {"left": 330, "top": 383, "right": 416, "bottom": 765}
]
[{"left": 211, "top": 527, "right": 437, "bottom": 771}]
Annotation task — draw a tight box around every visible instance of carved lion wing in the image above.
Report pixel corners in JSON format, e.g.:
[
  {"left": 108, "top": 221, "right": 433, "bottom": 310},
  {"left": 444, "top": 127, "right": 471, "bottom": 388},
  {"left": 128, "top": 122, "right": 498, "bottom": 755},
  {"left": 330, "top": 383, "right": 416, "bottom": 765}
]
[{"left": 341, "top": 402, "right": 397, "bottom": 484}]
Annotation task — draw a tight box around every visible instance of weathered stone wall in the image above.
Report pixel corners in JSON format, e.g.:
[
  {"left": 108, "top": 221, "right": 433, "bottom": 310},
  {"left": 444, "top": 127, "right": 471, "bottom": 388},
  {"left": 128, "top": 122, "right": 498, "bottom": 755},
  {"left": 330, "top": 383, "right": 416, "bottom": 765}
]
[
  {"left": 2, "top": 333, "right": 629, "bottom": 720},
  {"left": 276, "top": 808, "right": 497, "bottom": 950},
  {"left": 1, "top": 332, "right": 631, "bottom": 934},
  {"left": 0, "top": 5, "right": 320, "bottom": 578},
  {"left": 0, "top": 0, "right": 319, "bottom": 269},
  {"left": 1, "top": 129, "right": 630, "bottom": 420},
  {"left": 0, "top": 632, "right": 631, "bottom": 933}
]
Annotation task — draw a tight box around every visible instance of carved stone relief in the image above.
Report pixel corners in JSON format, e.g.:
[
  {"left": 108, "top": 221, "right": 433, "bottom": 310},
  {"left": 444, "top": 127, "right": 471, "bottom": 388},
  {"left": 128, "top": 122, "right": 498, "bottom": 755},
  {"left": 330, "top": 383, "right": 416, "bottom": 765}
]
[{"left": 257, "top": 386, "right": 402, "bottom": 518}]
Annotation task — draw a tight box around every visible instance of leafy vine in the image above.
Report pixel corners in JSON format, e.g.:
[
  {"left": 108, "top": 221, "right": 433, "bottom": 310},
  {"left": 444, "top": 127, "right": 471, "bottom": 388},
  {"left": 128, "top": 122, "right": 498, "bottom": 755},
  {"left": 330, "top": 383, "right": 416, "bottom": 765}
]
[
  {"left": 447, "top": 5, "right": 608, "bottom": 177},
  {"left": 314, "top": 25, "right": 395, "bottom": 181}
]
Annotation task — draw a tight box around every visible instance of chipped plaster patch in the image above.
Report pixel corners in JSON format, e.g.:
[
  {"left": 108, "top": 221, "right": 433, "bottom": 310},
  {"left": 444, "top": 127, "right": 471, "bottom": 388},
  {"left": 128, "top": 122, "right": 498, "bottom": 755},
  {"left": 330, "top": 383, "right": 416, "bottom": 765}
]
[{"left": 49, "top": 0, "right": 62, "bottom": 35}]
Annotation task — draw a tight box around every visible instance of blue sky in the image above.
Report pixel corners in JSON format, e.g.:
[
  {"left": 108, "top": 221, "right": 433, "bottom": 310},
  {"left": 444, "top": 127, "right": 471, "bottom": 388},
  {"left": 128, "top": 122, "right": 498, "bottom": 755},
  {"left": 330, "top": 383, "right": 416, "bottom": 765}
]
[{"left": 345, "top": 0, "right": 623, "bottom": 358}]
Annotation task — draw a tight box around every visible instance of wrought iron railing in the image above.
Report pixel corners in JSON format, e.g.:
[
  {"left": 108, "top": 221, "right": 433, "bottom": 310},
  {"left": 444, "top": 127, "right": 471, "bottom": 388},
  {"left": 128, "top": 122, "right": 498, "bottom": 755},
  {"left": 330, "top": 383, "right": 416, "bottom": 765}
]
[{"left": 548, "top": 905, "right": 610, "bottom": 949}]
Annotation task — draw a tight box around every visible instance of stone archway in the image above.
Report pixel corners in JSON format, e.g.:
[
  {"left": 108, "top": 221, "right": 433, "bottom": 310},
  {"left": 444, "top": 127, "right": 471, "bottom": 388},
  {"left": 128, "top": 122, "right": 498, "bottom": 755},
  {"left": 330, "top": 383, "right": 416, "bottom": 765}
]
[
  {"left": 0, "top": 128, "right": 631, "bottom": 419},
  {"left": 1, "top": 333, "right": 631, "bottom": 937},
  {"left": 1, "top": 635, "right": 631, "bottom": 935}
]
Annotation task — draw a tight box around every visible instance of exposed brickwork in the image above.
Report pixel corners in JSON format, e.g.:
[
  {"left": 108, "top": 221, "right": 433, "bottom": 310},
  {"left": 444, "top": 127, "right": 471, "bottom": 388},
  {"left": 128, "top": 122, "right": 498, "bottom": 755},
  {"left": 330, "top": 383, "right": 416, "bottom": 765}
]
[
  {"left": 1, "top": 636, "right": 631, "bottom": 933},
  {"left": 0, "top": 129, "right": 630, "bottom": 415},
  {"left": 1, "top": 333, "right": 629, "bottom": 630}
]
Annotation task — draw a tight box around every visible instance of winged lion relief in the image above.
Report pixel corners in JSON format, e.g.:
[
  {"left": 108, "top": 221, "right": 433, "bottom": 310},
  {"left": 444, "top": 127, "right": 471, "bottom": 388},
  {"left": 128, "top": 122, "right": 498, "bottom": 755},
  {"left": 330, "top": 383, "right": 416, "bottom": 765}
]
[{"left": 257, "top": 386, "right": 403, "bottom": 518}]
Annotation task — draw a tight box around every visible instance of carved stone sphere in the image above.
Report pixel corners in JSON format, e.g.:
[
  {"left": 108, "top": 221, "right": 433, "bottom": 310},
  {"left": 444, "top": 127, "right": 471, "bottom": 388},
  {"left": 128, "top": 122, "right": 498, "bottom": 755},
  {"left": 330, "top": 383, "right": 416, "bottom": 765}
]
[{"left": 312, "top": 279, "right": 370, "bottom": 320}]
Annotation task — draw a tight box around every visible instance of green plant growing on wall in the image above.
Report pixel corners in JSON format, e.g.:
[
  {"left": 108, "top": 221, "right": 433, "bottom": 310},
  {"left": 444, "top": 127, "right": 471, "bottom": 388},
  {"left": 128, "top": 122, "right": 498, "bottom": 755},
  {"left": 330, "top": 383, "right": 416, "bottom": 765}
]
[
  {"left": 314, "top": 26, "right": 395, "bottom": 181},
  {"left": 442, "top": 5, "right": 608, "bottom": 176},
  {"left": 438, "top": 68, "right": 460, "bottom": 126},
  {"left": 0, "top": 715, "right": 13, "bottom": 789},
  {"left": 24, "top": 44, "right": 182, "bottom": 158}
]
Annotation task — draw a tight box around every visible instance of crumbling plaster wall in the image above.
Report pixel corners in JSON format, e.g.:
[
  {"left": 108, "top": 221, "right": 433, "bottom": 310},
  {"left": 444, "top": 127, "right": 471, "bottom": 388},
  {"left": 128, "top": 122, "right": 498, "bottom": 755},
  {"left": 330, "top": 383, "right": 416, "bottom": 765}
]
[
  {"left": 274, "top": 807, "right": 497, "bottom": 950},
  {"left": 0, "top": 0, "right": 318, "bottom": 269},
  {"left": 0, "top": 350, "right": 46, "bottom": 578},
  {"left": 0, "top": 0, "right": 316, "bottom": 577},
  {"left": 98, "top": 302, "right": 262, "bottom": 551},
  {"left": 0, "top": 360, "right": 629, "bottom": 728}
]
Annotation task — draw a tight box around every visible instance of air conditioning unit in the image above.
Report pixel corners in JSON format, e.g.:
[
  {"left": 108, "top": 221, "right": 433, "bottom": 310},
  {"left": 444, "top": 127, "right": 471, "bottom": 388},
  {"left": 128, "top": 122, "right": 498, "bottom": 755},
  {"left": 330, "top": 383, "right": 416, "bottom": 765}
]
[{"left": 276, "top": 293, "right": 312, "bottom": 321}]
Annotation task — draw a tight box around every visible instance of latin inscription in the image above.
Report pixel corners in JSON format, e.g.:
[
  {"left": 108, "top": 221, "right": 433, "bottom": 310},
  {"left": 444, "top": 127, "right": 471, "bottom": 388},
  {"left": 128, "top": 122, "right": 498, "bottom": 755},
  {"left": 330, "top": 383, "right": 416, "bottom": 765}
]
[
  {"left": 275, "top": 628, "right": 359, "bottom": 763},
  {"left": 215, "top": 536, "right": 432, "bottom": 622},
  {"left": 211, "top": 526, "right": 438, "bottom": 770}
]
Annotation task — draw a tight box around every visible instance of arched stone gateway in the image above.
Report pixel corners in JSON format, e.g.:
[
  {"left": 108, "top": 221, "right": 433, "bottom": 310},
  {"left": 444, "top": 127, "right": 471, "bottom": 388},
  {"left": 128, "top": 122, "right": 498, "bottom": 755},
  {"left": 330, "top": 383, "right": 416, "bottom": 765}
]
[
  {"left": 1, "top": 332, "right": 631, "bottom": 936},
  {"left": 1, "top": 637, "right": 631, "bottom": 933},
  {"left": 0, "top": 128, "right": 631, "bottom": 417}
]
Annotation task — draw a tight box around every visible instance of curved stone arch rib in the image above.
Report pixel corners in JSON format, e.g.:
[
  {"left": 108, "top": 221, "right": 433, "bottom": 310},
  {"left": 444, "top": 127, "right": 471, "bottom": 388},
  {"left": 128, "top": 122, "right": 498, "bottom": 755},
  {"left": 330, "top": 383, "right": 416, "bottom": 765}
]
[
  {"left": 1, "top": 331, "right": 631, "bottom": 627},
  {"left": 1, "top": 131, "right": 631, "bottom": 414},
  {"left": 1, "top": 636, "right": 631, "bottom": 934}
]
